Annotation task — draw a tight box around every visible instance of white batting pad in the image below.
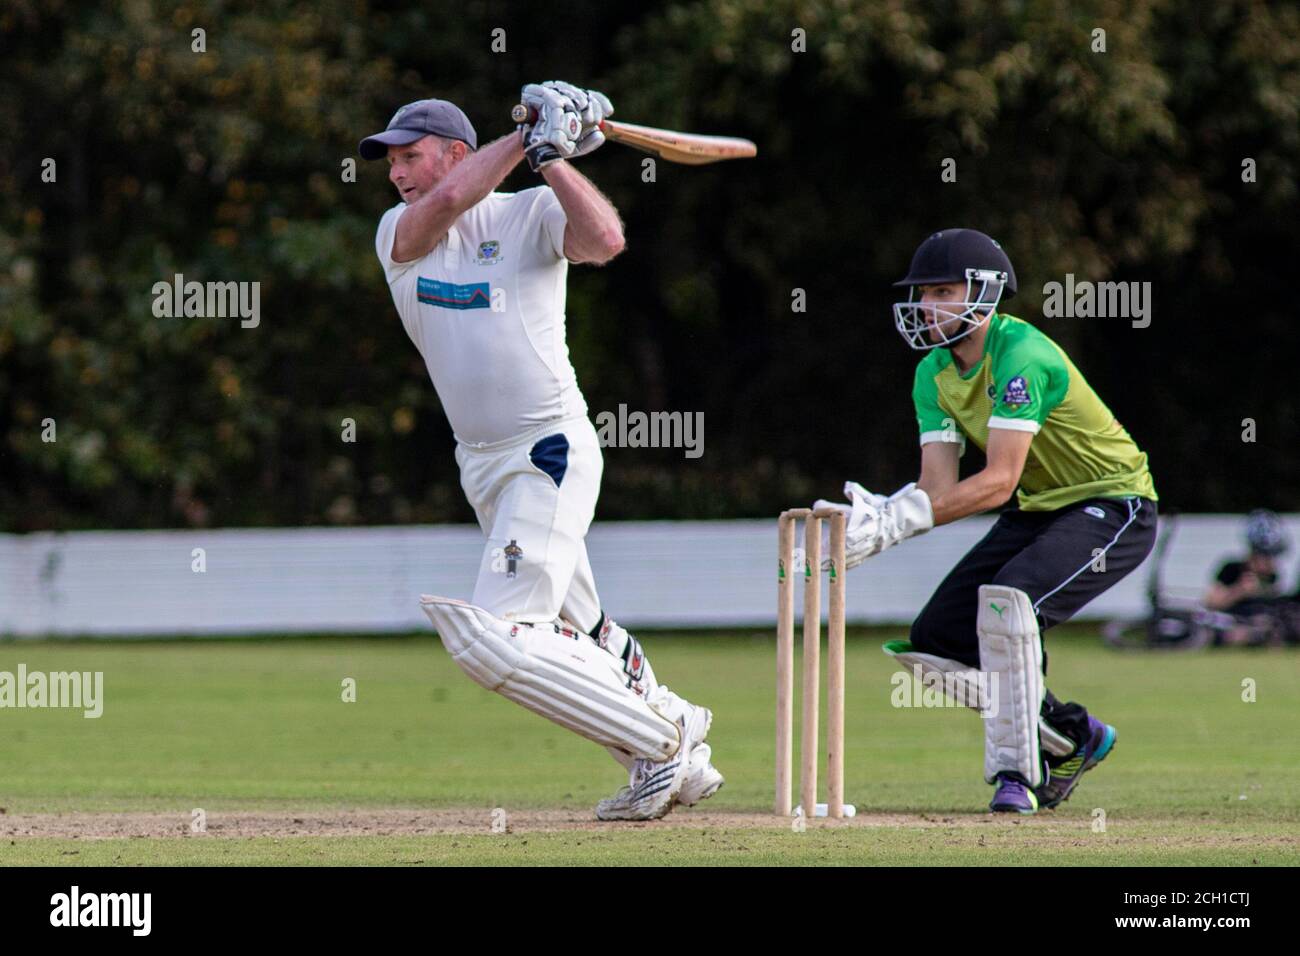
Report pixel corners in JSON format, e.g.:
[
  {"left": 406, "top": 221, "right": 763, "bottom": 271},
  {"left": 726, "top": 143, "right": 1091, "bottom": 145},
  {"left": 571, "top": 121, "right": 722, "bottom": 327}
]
[
  {"left": 976, "top": 585, "right": 1046, "bottom": 786},
  {"left": 420, "top": 595, "right": 681, "bottom": 761},
  {"left": 883, "top": 643, "right": 1073, "bottom": 757}
]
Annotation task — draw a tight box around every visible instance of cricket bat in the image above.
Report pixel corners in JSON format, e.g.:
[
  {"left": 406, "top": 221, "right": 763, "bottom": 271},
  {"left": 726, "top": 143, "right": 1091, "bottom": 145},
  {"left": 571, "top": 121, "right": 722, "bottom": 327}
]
[{"left": 510, "top": 104, "right": 756, "bottom": 165}]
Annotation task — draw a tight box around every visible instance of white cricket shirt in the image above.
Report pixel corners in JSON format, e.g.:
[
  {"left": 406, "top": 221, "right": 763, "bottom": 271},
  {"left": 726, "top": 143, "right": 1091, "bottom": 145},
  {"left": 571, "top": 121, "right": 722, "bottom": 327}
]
[{"left": 375, "top": 187, "right": 588, "bottom": 445}]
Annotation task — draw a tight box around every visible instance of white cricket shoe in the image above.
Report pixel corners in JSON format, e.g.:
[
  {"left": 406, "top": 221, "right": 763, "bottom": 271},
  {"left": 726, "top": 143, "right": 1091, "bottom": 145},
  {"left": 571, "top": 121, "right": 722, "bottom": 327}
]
[
  {"left": 677, "top": 742, "right": 725, "bottom": 807},
  {"left": 595, "top": 704, "right": 712, "bottom": 821}
]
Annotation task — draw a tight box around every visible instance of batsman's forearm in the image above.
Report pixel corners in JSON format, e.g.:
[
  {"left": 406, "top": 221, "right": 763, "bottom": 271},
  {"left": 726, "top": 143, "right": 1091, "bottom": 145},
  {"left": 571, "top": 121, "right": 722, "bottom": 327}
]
[
  {"left": 393, "top": 134, "right": 524, "bottom": 262},
  {"left": 438, "top": 133, "right": 525, "bottom": 210},
  {"left": 542, "top": 161, "right": 625, "bottom": 262}
]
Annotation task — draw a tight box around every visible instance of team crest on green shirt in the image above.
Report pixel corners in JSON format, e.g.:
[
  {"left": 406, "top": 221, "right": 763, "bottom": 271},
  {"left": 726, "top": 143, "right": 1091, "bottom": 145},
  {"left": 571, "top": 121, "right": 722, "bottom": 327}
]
[{"left": 1002, "top": 375, "right": 1031, "bottom": 405}]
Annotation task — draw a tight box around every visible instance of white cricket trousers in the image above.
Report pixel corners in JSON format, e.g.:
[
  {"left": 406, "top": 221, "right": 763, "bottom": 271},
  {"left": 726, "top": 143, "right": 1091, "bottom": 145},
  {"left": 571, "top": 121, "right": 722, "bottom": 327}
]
[{"left": 455, "top": 415, "right": 604, "bottom": 630}]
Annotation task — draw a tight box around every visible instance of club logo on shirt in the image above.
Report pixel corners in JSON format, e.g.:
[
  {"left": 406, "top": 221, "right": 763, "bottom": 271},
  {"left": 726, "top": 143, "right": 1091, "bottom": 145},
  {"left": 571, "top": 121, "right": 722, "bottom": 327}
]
[
  {"left": 986, "top": 384, "right": 997, "bottom": 400},
  {"left": 1001, "top": 375, "right": 1032, "bottom": 406},
  {"left": 476, "top": 239, "right": 504, "bottom": 265}
]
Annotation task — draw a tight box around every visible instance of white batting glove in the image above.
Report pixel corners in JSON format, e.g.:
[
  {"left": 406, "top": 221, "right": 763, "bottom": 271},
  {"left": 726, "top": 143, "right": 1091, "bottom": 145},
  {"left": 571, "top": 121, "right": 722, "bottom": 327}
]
[
  {"left": 541, "top": 82, "right": 613, "bottom": 160},
  {"left": 541, "top": 81, "right": 613, "bottom": 129},
  {"left": 816, "top": 481, "right": 933, "bottom": 569},
  {"left": 519, "top": 83, "right": 581, "bottom": 171}
]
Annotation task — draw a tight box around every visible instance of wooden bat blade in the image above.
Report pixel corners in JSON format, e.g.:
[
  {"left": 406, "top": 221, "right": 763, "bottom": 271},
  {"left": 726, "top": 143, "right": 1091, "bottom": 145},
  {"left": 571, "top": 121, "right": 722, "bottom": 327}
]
[
  {"left": 508, "top": 105, "right": 756, "bottom": 165},
  {"left": 598, "top": 119, "right": 756, "bottom": 165}
]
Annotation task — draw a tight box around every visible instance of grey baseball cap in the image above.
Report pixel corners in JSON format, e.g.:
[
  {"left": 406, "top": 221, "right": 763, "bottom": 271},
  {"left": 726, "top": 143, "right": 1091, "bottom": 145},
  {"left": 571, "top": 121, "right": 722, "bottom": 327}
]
[{"left": 358, "top": 98, "right": 478, "bottom": 160}]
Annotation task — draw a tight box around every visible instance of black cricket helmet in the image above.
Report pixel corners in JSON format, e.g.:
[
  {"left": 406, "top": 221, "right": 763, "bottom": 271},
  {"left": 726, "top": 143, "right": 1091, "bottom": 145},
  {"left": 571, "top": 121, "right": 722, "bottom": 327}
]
[{"left": 892, "top": 229, "right": 1017, "bottom": 350}]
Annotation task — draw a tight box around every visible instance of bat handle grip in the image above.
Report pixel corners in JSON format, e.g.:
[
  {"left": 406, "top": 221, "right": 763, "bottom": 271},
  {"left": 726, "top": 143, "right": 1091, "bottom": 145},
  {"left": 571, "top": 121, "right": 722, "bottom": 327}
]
[
  {"left": 511, "top": 104, "right": 609, "bottom": 135},
  {"left": 511, "top": 103, "right": 605, "bottom": 127}
]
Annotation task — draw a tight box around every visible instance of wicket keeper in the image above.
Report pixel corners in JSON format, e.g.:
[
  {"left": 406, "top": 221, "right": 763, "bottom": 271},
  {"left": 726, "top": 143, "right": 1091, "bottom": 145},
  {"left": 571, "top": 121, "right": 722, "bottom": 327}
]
[
  {"left": 360, "top": 85, "right": 720, "bottom": 820},
  {"left": 816, "top": 229, "right": 1158, "bottom": 813}
]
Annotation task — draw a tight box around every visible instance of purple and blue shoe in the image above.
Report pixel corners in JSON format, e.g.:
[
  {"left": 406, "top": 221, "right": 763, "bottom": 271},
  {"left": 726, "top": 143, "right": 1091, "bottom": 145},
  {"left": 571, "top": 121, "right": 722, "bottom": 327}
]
[
  {"left": 990, "top": 771, "right": 1041, "bottom": 814},
  {"left": 1036, "top": 716, "right": 1117, "bottom": 810}
]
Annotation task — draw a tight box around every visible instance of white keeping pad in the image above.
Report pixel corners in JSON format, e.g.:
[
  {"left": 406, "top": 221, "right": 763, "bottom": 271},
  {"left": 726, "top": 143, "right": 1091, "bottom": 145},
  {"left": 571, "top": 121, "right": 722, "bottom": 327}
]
[
  {"left": 976, "top": 585, "right": 1046, "bottom": 786},
  {"left": 882, "top": 643, "right": 1073, "bottom": 757},
  {"left": 420, "top": 595, "right": 681, "bottom": 761}
]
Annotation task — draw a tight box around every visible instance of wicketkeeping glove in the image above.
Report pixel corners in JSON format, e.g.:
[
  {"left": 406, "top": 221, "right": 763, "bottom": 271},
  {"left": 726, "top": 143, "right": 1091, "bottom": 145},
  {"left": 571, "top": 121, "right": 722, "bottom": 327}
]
[{"left": 814, "top": 481, "right": 934, "bottom": 569}]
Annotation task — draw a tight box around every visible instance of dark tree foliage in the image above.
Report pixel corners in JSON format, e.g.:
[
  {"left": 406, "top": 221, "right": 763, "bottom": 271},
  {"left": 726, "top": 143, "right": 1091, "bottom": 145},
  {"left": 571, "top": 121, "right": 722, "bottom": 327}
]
[{"left": 1, "top": 0, "right": 1296, "bottom": 530}]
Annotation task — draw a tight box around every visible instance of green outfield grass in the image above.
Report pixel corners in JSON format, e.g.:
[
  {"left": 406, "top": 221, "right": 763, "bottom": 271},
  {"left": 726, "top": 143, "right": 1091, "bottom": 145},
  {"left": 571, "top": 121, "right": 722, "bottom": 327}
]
[{"left": 1, "top": 628, "right": 1298, "bottom": 865}]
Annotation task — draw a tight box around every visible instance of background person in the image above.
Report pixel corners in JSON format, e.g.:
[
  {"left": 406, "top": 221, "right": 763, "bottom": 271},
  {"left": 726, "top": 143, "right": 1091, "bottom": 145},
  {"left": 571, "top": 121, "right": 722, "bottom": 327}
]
[{"left": 1204, "top": 509, "right": 1294, "bottom": 646}]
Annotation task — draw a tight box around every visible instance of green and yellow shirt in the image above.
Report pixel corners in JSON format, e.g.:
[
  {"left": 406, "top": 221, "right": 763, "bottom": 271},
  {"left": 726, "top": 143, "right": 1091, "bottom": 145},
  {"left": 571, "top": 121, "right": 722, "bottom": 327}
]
[{"left": 912, "top": 313, "right": 1157, "bottom": 511}]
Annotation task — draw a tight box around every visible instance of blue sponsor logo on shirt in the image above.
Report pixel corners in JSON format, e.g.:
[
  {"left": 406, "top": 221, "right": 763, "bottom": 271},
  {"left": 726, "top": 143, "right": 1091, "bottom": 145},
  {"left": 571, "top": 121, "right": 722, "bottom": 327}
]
[
  {"left": 1001, "top": 375, "right": 1032, "bottom": 406},
  {"left": 418, "top": 277, "right": 491, "bottom": 310}
]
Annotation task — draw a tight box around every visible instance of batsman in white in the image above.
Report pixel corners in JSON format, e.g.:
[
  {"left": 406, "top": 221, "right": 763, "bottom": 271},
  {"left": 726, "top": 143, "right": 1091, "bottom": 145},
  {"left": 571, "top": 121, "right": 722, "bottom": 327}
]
[{"left": 359, "top": 84, "right": 721, "bottom": 820}]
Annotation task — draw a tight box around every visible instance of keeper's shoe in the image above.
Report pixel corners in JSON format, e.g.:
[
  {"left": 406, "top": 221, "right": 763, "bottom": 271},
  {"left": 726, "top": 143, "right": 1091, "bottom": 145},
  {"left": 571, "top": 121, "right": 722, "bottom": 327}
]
[
  {"left": 677, "top": 742, "right": 724, "bottom": 807},
  {"left": 595, "top": 704, "right": 712, "bottom": 821},
  {"left": 1036, "top": 716, "right": 1117, "bottom": 810},
  {"left": 989, "top": 771, "right": 1040, "bottom": 814}
]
